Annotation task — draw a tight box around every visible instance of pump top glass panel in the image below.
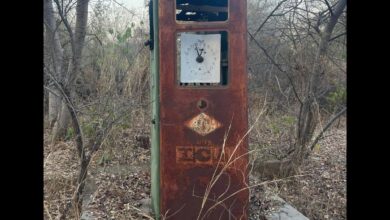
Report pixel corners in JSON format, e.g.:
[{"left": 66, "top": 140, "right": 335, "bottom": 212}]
[{"left": 176, "top": 0, "right": 228, "bottom": 22}]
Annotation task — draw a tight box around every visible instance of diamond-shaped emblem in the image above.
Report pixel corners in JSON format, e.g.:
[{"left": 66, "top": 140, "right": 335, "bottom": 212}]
[{"left": 185, "top": 113, "right": 222, "bottom": 136}]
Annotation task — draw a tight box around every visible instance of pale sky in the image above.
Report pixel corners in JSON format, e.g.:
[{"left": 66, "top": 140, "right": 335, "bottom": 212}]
[{"left": 121, "top": 0, "right": 147, "bottom": 10}]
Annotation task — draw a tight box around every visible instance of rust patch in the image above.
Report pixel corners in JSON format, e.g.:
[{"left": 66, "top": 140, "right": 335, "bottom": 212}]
[{"left": 185, "top": 113, "right": 222, "bottom": 136}]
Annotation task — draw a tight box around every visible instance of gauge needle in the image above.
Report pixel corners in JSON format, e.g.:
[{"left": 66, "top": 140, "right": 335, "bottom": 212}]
[{"left": 195, "top": 45, "right": 204, "bottom": 63}]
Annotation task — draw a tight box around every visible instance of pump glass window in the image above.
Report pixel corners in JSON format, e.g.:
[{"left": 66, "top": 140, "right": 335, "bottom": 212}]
[
  {"left": 176, "top": 0, "right": 228, "bottom": 22},
  {"left": 177, "top": 31, "right": 228, "bottom": 87}
]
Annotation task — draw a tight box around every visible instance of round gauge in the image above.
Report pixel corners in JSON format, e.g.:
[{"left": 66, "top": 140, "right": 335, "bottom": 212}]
[{"left": 179, "top": 33, "right": 221, "bottom": 83}]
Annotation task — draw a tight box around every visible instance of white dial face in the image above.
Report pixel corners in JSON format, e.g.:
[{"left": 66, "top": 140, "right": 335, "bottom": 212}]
[{"left": 179, "top": 33, "right": 221, "bottom": 83}]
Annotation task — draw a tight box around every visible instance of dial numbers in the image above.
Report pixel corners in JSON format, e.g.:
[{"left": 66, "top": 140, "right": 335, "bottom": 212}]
[{"left": 179, "top": 33, "right": 221, "bottom": 83}]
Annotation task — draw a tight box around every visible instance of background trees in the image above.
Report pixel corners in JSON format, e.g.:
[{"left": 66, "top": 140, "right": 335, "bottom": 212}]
[
  {"left": 44, "top": 0, "right": 150, "bottom": 217},
  {"left": 44, "top": 0, "right": 346, "bottom": 218},
  {"left": 247, "top": 0, "right": 346, "bottom": 171},
  {"left": 44, "top": 0, "right": 90, "bottom": 143}
]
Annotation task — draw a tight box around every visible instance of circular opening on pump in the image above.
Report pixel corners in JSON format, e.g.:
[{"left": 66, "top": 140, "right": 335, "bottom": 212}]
[{"left": 197, "top": 99, "right": 208, "bottom": 110}]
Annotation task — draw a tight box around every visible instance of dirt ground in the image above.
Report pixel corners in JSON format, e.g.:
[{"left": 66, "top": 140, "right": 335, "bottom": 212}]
[
  {"left": 248, "top": 127, "right": 346, "bottom": 219},
  {"left": 44, "top": 122, "right": 346, "bottom": 220}
]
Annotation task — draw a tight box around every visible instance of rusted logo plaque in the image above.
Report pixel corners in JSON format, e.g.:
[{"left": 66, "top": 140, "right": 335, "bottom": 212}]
[{"left": 185, "top": 113, "right": 222, "bottom": 136}]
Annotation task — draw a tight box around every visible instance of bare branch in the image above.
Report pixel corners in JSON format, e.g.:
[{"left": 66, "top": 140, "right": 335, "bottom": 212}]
[
  {"left": 64, "top": 0, "right": 77, "bottom": 14},
  {"left": 44, "top": 86, "right": 62, "bottom": 99},
  {"left": 44, "top": 64, "right": 84, "bottom": 159},
  {"left": 86, "top": 33, "right": 103, "bottom": 46},
  {"left": 251, "top": 0, "right": 288, "bottom": 40},
  {"left": 309, "top": 107, "right": 346, "bottom": 152},
  {"left": 323, "top": 0, "right": 334, "bottom": 16},
  {"left": 53, "top": 0, "right": 74, "bottom": 44},
  {"left": 248, "top": 31, "right": 303, "bottom": 105},
  {"left": 111, "top": 0, "right": 136, "bottom": 15},
  {"left": 329, "top": 32, "right": 346, "bottom": 42}
]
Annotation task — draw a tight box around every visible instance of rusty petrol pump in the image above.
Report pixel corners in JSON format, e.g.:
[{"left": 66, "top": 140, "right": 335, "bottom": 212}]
[{"left": 148, "top": 0, "right": 248, "bottom": 219}]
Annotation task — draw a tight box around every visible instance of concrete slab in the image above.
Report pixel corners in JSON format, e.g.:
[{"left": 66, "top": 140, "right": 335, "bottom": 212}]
[{"left": 266, "top": 195, "right": 309, "bottom": 220}]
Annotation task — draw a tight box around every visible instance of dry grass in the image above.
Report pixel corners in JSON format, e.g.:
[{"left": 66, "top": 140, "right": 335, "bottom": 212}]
[
  {"left": 44, "top": 133, "right": 79, "bottom": 219},
  {"left": 248, "top": 120, "right": 346, "bottom": 220},
  {"left": 44, "top": 110, "right": 346, "bottom": 220},
  {"left": 278, "top": 128, "right": 346, "bottom": 219}
]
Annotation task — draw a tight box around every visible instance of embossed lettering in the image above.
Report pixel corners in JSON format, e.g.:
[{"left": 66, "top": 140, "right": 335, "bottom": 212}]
[{"left": 194, "top": 148, "right": 211, "bottom": 162}]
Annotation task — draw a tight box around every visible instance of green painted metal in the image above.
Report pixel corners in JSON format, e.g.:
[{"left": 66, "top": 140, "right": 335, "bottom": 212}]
[{"left": 150, "top": 0, "right": 160, "bottom": 219}]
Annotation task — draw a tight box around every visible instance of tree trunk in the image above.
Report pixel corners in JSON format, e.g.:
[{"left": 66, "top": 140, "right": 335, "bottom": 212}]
[
  {"left": 45, "top": 0, "right": 91, "bottom": 217},
  {"left": 48, "top": 0, "right": 90, "bottom": 143},
  {"left": 293, "top": 98, "right": 318, "bottom": 166},
  {"left": 291, "top": 0, "right": 346, "bottom": 168},
  {"left": 51, "top": 101, "right": 71, "bottom": 143},
  {"left": 50, "top": 61, "right": 74, "bottom": 143},
  {"left": 67, "top": 0, "right": 89, "bottom": 86},
  {"left": 48, "top": 89, "right": 62, "bottom": 128},
  {"left": 44, "top": 0, "right": 64, "bottom": 130}
]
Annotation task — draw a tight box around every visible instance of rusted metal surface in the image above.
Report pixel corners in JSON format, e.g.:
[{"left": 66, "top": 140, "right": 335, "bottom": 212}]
[{"left": 158, "top": 0, "right": 248, "bottom": 219}]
